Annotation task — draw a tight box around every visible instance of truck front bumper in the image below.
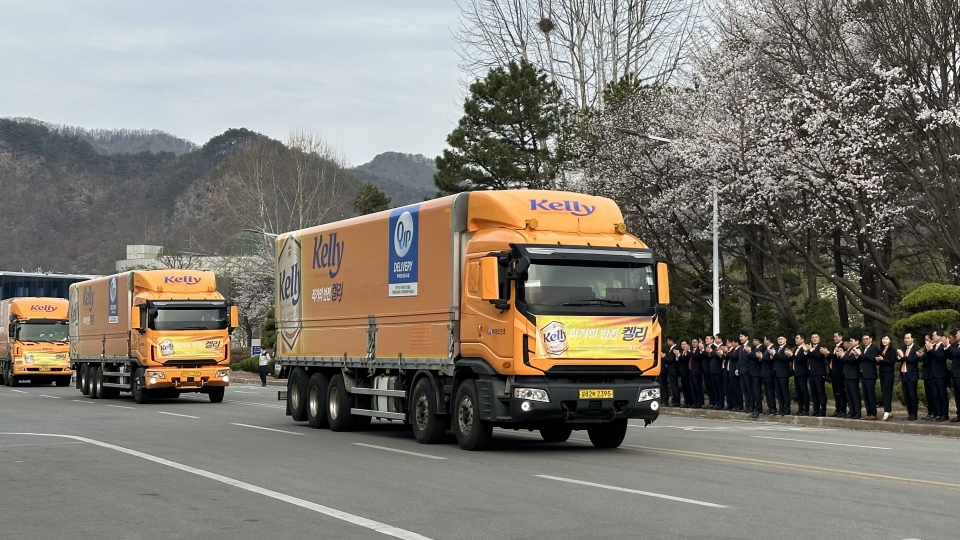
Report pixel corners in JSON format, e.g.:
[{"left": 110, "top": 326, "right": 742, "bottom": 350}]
[
  {"left": 13, "top": 366, "right": 72, "bottom": 377},
  {"left": 144, "top": 367, "right": 231, "bottom": 390},
  {"left": 479, "top": 377, "right": 661, "bottom": 424}
]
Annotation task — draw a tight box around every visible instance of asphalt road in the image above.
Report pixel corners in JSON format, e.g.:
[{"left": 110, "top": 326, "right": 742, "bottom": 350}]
[{"left": 2, "top": 380, "right": 957, "bottom": 540}]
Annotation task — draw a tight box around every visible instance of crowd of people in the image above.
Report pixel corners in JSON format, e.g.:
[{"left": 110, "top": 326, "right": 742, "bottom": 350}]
[{"left": 657, "top": 329, "right": 960, "bottom": 423}]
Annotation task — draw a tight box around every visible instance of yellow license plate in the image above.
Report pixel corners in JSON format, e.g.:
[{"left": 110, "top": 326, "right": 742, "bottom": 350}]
[
  {"left": 39, "top": 366, "right": 51, "bottom": 372},
  {"left": 579, "top": 389, "right": 613, "bottom": 399},
  {"left": 182, "top": 371, "right": 201, "bottom": 377}
]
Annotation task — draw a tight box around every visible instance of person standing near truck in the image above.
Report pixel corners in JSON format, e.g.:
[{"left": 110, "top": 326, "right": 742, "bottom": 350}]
[{"left": 259, "top": 349, "right": 271, "bottom": 387}]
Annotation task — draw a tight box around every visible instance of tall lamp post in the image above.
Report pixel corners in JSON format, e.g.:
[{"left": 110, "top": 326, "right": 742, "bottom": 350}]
[{"left": 614, "top": 127, "right": 720, "bottom": 336}]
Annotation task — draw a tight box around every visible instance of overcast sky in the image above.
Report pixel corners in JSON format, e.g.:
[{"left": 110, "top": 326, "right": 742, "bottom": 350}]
[{"left": 0, "top": 0, "right": 463, "bottom": 165}]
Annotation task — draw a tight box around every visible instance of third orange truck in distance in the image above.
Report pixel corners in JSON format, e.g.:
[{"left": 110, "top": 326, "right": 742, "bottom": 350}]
[{"left": 276, "top": 189, "right": 669, "bottom": 450}]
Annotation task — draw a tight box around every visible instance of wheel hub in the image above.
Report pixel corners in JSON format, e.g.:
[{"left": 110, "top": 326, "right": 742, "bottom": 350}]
[
  {"left": 309, "top": 385, "right": 319, "bottom": 417},
  {"left": 328, "top": 386, "right": 340, "bottom": 420},
  {"left": 458, "top": 395, "right": 474, "bottom": 434},
  {"left": 415, "top": 393, "right": 429, "bottom": 431}
]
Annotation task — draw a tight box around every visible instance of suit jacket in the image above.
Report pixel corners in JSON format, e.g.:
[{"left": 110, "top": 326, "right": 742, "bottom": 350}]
[
  {"left": 690, "top": 349, "right": 704, "bottom": 376},
  {"left": 678, "top": 350, "right": 691, "bottom": 376},
  {"left": 859, "top": 344, "right": 879, "bottom": 379},
  {"left": 664, "top": 345, "right": 678, "bottom": 374},
  {"left": 949, "top": 343, "right": 960, "bottom": 378},
  {"left": 829, "top": 344, "right": 845, "bottom": 377},
  {"left": 773, "top": 345, "right": 791, "bottom": 378},
  {"left": 793, "top": 346, "right": 809, "bottom": 377},
  {"left": 930, "top": 343, "right": 948, "bottom": 379},
  {"left": 920, "top": 346, "right": 933, "bottom": 379},
  {"left": 899, "top": 345, "right": 919, "bottom": 382},
  {"left": 759, "top": 346, "right": 774, "bottom": 377},
  {"left": 808, "top": 343, "right": 828, "bottom": 376},
  {"left": 709, "top": 344, "right": 723, "bottom": 374},
  {"left": 842, "top": 348, "right": 860, "bottom": 380},
  {"left": 878, "top": 345, "right": 897, "bottom": 375},
  {"left": 747, "top": 345, "right": 762, "bottom": 376},
  {"left": 727, "top": 345, "right": 740, "bottom": 374}
]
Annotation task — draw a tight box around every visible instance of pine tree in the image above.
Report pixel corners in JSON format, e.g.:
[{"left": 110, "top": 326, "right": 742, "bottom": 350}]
[
  {"left": 351, "top": 183, "right": 391, "bottom": 215},
  {"left": 435, "top": 60, "right": 570, "bottom": 194}
]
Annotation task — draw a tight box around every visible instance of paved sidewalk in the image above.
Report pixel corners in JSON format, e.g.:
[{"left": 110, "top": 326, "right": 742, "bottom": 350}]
[
  {"left": 660, "top": 406, "right": 960, "bottom": 438},
  {"left": 230, "top": 373, "right": 286, "bottom": 387}
]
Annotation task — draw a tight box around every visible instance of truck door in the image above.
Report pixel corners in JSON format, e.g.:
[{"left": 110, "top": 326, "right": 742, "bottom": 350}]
[{"left": 461, "top": 256, "right": 513, "bottom": 365}]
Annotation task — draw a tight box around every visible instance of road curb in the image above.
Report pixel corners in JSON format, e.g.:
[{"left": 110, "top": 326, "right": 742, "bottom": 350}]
[
  {"left": 660, "top": 407, "right": 960, "bottom": 438},
  {"left": 230, "top": 377, "right": 286, "bottom": 387}
]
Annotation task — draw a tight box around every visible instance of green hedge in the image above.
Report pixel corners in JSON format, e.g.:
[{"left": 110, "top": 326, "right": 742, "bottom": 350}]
[
  {"left": 890, "top": 309, "right": 960, "bottom": 339},
  {"left": 898, "top": 283, "right": 960, "bottom": 313},
  {"left": 230, "top": 357, "right": 259, "bottom": 373}
]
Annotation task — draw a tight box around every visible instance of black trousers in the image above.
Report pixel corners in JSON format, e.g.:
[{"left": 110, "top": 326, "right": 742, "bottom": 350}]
[
  {"left": 741, "top": 371, "right": 754, "bottom": 411},
  {"left": 775, "top": 376, "right": 791, "bottom": 414},
  {"left": 879, "top": 372, "right": 894, "bottom": 413},
  {"left": 952, "top": 376, "right": 960, "bottom": 418},
  {"left": 680, "top": 371, "right": 692, "bottom": 405},
  {"left": 704, "top": 372, "right": 715, "bottom": 405},
  {"left": 259, "top": 365, "right": 268, "bottom": 385},
  {"left": 752, "top": 375, "right": 764, "bottom": 412},
  {"left": 712, "top": 373, "right": 725, "bottom": 408},
  {"left": 690, "top": 373, "right": 704, "bottom": 407},
  {"left": 794, "top": 375, "right": 809, "bottom": 413},
  {"left": 861, "top": 378, "right": 877, "bottom": 417},
  {"left": 809, "top": 375, "right": 827, "bottom": 415},
  {"left": 658, "top": 372, "right": 669, "bottom": 404},
  {"left": 902, "top": 378, "right": 919, "bottom": 418},
  {"left": 729, "top": 373, "right": 743, "bottom": 409},
  {"left": 931, "top": 378, "right": 948, "bottom": 417},
  {"left": 762, "top": 376, "right": 776, "bottom": 411},
  {"left": 668, "top": 371, "right": 681, "bottom": 406},
  {"left": 845, "top": 378, "right": 862, "bottom": 417},
  {"left": 831, "top": 373, "right": 847, "bottom": 414},
  {"left": 923, "top": 377, "right": 934, "bottom": 415},
  {"left": 721, "top": 371, "right": 733, "bottom": 409}
]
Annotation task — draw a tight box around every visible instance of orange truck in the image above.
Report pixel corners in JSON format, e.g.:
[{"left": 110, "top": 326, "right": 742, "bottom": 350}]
[
  {"left": 0, "top": 298, "right": 72, "bottom": 387},
  {"left": 69, "top": 270, "right": 238, "bottom": 403},
  {"left": 276, "top": 189, "right": 669, "bottom": 450}
]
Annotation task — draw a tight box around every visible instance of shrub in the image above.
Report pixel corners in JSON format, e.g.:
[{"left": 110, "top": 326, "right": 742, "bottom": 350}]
[
  {"left": 890, "top": 309, "right": 960, "bottom": 339},
  {"left": 230, "top": 357, "right": 259, "bottom": 373},
  {"left": 898, "top": 283, "right": 960, "bottom": 313},
  {"left": 230, "top": 347, "right": 251, "bottom": 363},
  {"left": 262, "top": 308, "right": 277, "bottom": 350}
]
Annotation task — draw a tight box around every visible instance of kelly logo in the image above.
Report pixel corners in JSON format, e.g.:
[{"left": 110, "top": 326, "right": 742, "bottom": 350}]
[
  {"left": 313, "top": 233, "right": 344, "bottom": 278},
  {"left": 279, "top": 262, "right": 301, "bottom": 307},
  {"left": 82, "top": 288, "right": 95, "bottom": 311},
  {"left": 530, "top": 199, "right": 596, "bottom": 216},
  {"left": 164, "top": 276, "right": 201, "bottom": 285},
  {"left": 30, "top": 305, "right": 57, "bottom": 312}
]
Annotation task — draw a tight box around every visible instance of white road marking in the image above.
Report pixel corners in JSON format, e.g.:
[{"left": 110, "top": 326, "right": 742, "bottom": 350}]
[
  {"left": 752, "top": 436, "right": 890, "bottom": 450},
  {"left": 71, "top": 399, "right": 93, "bottom": 404},
  {"left": 158, "top": 412, "right": 200, "bottom": 419},
  {"left": 536, "top": 475, "right": 728, "bottom": 508},
  {"left": 230, "top": 390, "right": 258, "bottom": 394},
  {"left": 106, "top": 404, "right": 135, "bottom": 410},
  {"left": 38, "top": 394, "right": 61, "bottom": 399},
  {"left": 0, "top": 432, "right": 435, "bottom": 540},
  {"left": 10, "top": 389, "right": 27, "bottom": 394},
  {"left": 231, "top": 423, "right": 303, "bottom": 436},
  {"left": 352, "top": 443, "right": 447, "bottom": 460},
  {"left": 0, "top": 441, "right": 83, "bottom": 448}
]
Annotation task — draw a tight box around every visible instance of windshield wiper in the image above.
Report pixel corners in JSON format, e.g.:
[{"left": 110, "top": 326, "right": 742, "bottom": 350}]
[{"left": 560, "top": 299, "right": 625, "bottom": 307}]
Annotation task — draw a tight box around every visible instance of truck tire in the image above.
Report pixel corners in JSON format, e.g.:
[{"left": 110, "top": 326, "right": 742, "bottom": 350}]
[
  {"left": 132, "top": 368, "right": 149, "bottom": 404},
  {"left": 327, "top": 374, "right": 355, "bottom": 432},
  {"left": 90, "top": 366, "right": 103, "bottom": 399},
  {"left": 540, "top": 425, "right": 573, "bottom": 443},
  {"left": 453, "top": 380, "right": 492, "bottom": 451},
  {"left": 2, "top": 363, "right": 9, "bottom": 386},
  {"left": 8, "top": 363, "right": 19, "bottom": 387},
  {"left": 306, "top": 372, "right": 330, "bottom": 429},
  {"left": 587, "top": 419, "right": 628, "bottom": 449},
  {"left": 288, "top": 368, "right": 309, "bottom": 422},
  {"left": 208, "top": 386, "right": 225, "bottom": 403},
  {"left": 56, "top": 376, "right": 71, "bottom": 387},
  {"left": 79, "top": 365, "right": 90, "bottom": 395},
  {"left": 410, "top": 377, "right": 445, "bottom": 444}
]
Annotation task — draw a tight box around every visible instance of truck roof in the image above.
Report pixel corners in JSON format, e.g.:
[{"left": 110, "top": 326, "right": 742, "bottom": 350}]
[
  {"left": 4, "top": 297, "right": 69, "bottom": 320},
  {"left": 70, "top": 270, "right": 220, "bottom": 297}
]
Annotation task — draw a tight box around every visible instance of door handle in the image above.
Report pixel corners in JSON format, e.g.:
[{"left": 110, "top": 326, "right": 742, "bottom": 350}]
[{"left": 478, "top": 325, "right": 482, "bottom": 338}]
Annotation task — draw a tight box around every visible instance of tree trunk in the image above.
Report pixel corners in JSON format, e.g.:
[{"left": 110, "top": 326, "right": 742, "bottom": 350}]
[
  {"left": 833, "top": 229, "right": 849, "bottom": 328},
  {"left": 806, "top": 229, "right": 819, "bottom": 308}
]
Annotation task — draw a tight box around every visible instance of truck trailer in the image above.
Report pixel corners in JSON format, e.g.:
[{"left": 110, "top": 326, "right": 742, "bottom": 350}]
[
  {"left": 0, "top": 297, "right": 72, "bottom": 387},
  {"left": 276, "top": 189, "right": 669, "bottom": 450},
  {"left": 69, "top": 270, "right": 238, "bottom": 403}
]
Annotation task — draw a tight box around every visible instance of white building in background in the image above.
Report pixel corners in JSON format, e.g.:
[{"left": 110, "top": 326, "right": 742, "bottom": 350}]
[{"left": 115, "top": 245, "right": 164, "bottom": 271}]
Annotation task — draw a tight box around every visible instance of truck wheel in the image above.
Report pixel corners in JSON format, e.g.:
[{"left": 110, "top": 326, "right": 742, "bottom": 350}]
[
  {"left": 587, "top": 419, "right": 628, "bottom": 449},
  {"left": 208, "top": 386, "right": 225, "bottom": 403},
  {"left": 288, "top": 368, "right": 309, "bottom": 422},
  {"left": 79, "top": 365, "right": 90, "bottom": 395},
  {"left": 327, "top": 374, "right": 355, "bottom": 432},
  {"left": 540, "top": 426, "right": 573, "bottom": 443},
  {"left": 2, "top": 363, "right": 10, "bottom": 386},
  {"left": 56, "top": 376, "right": 71, "bottom": 387},
  {"left": 8, "top": 365, "right": 19, "bottom": 388},
  {"left": 453, "top": 380, "right": 492, "bottom": 451},
  {"left": 410, "top": 377, "right": 445, "bottom": 444},
  {"left": 90, "top": 367, "right": 103, "bottom": 399},
  {"left": 306, "top": 372, "right": 330, "bottom": 429},
  {"left": 132, "top": 368, "right": 150, "bottom": 404}
]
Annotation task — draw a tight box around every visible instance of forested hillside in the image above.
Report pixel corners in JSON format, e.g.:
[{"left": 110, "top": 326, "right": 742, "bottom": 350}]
[{"left": 352, "top": 152, "right": 437, "bottom": 207}]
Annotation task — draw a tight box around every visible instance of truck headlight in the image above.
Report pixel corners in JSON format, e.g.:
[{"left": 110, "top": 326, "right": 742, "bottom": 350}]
[
  {"left": 146, "top": 371, "right": 165, "bottom": 379},
  {"left": 513, "top": 387, "right": 550, "bottom": 403},
  {"left": 215, "top": 369, "right": 230, "bottom": 377},
  {"left": 638, "top": 388, "right": 660, "bottom": 402}
]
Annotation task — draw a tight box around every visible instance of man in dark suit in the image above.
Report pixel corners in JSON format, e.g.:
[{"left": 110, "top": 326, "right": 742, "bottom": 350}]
[
  {"left": 793, "top": 334, "right": 811, "bottom": 416},
  {"left": 701, "top": 336, "right": 715, "bottom": 408},
  {"left": 760, "top": 336, "right": 777, "bottom": 414},
  {"left": 678, "top": 340, "right": 693, "bottom": 408},
  {"left": 808, "top": 333, "right": 829, "bottom": 417},
  {"left": 748, "top": 336, "right": 763, "bottom": 418},
  {"left": 920, "top": 334, "right": 936, "bottom": 419},
  {"left": 899, "top": 333, "right": 920, "bottom": 421},
  {"left": 663, "top": 337, "right": 680, "bottom": 407},
  {"left": 842, "top": 336, "right": 862, "bottom": 419},
  {"left": 772, "top": 335, "right": 792, "bottom": 415},
  {"left": 929, "top": 331, "right": 949, "bottom": 421},
  {"left": 689, "top": 339, "right": 705, "bottom": 409},
  {"left": 728, "top": 339, "right": 743, "bottom": 412},
  {"left": 948, "top": 329, "right": 960, "bottom": 423},
  {"left": 859, "top": 334, "right": 879, "bottom": 420},
  {"left": 709, "top": 337, "right": 725, "bottom": 410},
  {"left": 722, "top": 339, "right": 738, "bottom": 411},
  {"left": 738, "top": 333, "right": 754, "bottom": 413},
  {"left": 829, "top": 332, "right": 847, "bottom": 417}
]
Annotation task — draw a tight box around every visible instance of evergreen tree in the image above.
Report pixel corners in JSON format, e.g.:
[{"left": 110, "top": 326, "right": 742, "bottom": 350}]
[
  {"left": 262, "top": 308, "right": 277, "bottom": 350},
  {"left": 720, "top": 299, "right": 744, "bottom": 339},
  {"left": 435, "top": 60, "right": 570, "bottom": 194},
  {"left": 351, "top": 183, "right": 391, "bottom": 215}
]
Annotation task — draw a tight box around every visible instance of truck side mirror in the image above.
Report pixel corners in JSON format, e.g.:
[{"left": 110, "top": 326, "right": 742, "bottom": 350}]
[
  {"left": 229, "top": 305, "right": 239, "bottom": 330},
  {"left": 656, "top": 262, "right": 670, "bottom": 305},
  {"left": 480, "top": 257, "right": 501, "bottom": 301},
  {"left": 131, "top": 306, "right": 145, "bottom": 334},
  {"left": 8, "top": 323, "right": 15, "bottom": 339}
]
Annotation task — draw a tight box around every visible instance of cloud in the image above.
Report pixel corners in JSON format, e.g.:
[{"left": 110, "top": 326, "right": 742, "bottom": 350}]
[{"left": 0, "top": 0, "right": 462, "bottom": 164}]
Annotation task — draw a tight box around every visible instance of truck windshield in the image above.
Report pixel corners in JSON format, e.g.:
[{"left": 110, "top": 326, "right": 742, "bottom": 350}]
[
  {"left": 18, "top": 322, "right": 70, "bottom": 342},
  {"left": 521, "top": 262, "right": 655, "bottom": 310},
  {"left": 149, "top": 308, "right": 228, "bottom": 331}
]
